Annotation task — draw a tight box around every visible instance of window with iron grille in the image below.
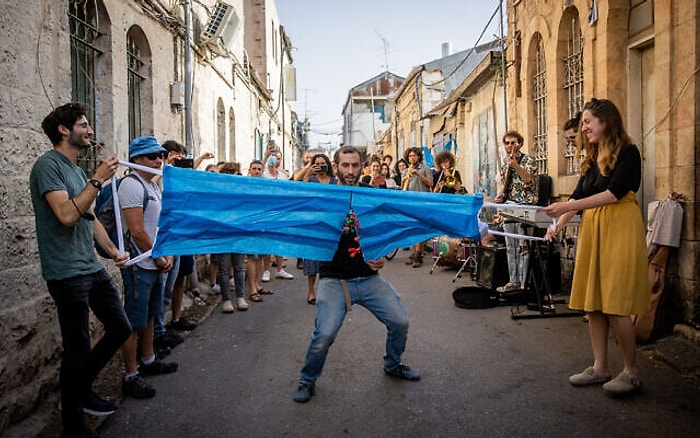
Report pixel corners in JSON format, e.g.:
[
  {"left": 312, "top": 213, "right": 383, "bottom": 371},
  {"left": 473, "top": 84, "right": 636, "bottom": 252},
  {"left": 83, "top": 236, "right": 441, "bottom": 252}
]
[
  {"left": 69, "top": 1, "right": 102, "bottom": 177},
  {"left": 532, "top": 33, "right": 548, "bottom": 175},
  {"left": 127, "top": 31, "right": 146, "bottom": 141},
  {"left": 562, "top": 16, "right": 584, "bottom": 175}
]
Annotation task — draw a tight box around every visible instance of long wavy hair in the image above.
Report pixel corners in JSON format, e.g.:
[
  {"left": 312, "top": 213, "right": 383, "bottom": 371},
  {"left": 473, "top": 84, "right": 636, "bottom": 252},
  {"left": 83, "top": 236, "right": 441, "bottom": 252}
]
[{"left": 578, "top": 98, "right": 633, "bottom": 176}]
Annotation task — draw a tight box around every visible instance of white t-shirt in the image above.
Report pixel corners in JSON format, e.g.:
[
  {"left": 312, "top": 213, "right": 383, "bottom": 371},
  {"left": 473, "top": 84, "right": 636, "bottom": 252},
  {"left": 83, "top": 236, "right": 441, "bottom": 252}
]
[{"left": 118, "top": 172, "right": 162, "bottom": 270}]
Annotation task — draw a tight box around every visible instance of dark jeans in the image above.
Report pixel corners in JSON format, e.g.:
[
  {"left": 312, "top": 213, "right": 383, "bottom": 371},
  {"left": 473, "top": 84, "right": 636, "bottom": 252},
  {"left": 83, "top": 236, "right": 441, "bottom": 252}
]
[
  {"left": 215, "top": 253, "right": 246, "bottom": 301},
  {"left": 47, "top": 269, "right": 132, "bottom": 436}
]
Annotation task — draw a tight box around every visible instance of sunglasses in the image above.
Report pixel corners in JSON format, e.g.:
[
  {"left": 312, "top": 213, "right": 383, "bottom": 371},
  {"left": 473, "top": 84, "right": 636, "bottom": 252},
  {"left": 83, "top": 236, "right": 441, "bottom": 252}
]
[
  {"left": 503, "top": 141, "right": 519, "bottom": 146},
  {"left": 142, "top": 152, "right": 166, "bottom": 160}
]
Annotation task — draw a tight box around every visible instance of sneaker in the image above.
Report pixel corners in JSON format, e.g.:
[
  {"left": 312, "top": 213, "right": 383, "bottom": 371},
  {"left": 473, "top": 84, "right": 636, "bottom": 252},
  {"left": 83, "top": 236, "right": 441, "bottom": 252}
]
[
  {"left": 276, "top": 269, "right": 294, "bottom": 280},
  {"left": 168, "top": 319, "right": 197, "bottom": 331},
  {"left": 237, "top": 297, "right": 249, "bottom": 311},
  {"left": 569, "top": 366, "right": 611, "bottom": 386},
  {"left": 293, "top": 383, "right": 315, "bottom": 403},
  {"left": 210, "top": 284, "right": 221, "bottom": 294},
  {"left": 296, "top": 258, "right": 304, "bottom": 270},
  {"left": 602, "top": 371, "right": 642, "bottom": 396},
  {"left": 229, "top": 277, "right": 236, "bottom": 287},
  {"left": 496, "top": 283, "right": 521, "bottom": 293},
  {"left": 82, "top": 391, "right": 117, "bottom": 417},
  {"left": 154, "top": 333, "right": 184, "bottom": 349},
  {"left": 154, "top": 345, "right": 171, "bottom": 359},
  {"left": 261, "top": 270, "right": 271, "bottom": 282},
  {"left": 384, "top": 364, "right": 421, "bottom": 381},
  {"left": 57, "top": 392, "right": 117, "bottom": 417},
  {"left": 138, "top": 359, "right": 179, "bottom": 376},
  {"left": 122, "top": 375, "right": 155, "bottom": 399}
]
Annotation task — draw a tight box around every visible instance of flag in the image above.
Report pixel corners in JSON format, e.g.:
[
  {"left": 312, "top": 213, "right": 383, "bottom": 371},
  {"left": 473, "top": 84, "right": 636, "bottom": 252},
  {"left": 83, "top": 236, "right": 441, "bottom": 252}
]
[{"left": 152, "top": 166, "right": 483, "bottom": 260}]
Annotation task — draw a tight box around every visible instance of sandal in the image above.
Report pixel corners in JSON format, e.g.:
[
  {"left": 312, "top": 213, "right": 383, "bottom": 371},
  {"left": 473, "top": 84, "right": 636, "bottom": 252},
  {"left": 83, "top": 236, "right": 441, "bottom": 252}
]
[
  {"left": 307, "top": 297, "right": 316, "bottom": 305},
  {"left": 257, "top": 288, "right": 274, "bottom": 295},
  {"left": 248, "top": 293, "right": 263, "bottom": 302}
]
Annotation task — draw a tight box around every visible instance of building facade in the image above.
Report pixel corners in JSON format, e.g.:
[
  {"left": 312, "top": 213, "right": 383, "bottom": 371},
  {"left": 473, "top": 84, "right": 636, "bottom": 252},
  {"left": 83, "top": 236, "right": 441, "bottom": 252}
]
[
  {"left": 506, "top": 0, "right": 698, "bottom": 323},
  {"left": 0, "top": 0, "right": 295, "bottom": 434}
]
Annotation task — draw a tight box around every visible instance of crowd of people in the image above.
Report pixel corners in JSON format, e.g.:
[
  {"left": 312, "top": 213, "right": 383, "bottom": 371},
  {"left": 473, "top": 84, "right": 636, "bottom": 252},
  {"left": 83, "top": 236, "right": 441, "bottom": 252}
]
[{"left": 31, "top": 97, "right": 649, "bottom": 436}]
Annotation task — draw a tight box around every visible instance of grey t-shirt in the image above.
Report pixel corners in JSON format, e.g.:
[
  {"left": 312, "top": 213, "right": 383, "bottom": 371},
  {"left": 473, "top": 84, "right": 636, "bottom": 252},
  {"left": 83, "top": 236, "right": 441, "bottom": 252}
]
[
  {"left": 29, "top": 149, "right": 103, "bottom": 280},
  {"left": 118, "top": 172, "right": 162, "bottom": 270}
]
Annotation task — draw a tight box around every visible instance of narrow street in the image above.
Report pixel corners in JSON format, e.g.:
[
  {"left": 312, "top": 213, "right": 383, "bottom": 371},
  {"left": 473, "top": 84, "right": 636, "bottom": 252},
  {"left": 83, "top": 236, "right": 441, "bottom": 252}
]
[{"left": 99, "top": 251, "right": 699, "bottom": 438}]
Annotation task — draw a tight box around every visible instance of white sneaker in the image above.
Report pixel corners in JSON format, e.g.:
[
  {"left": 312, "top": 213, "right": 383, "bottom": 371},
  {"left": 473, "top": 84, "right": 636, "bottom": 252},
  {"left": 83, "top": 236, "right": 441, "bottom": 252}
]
[
  {"left": 261, "top": 270, "right": 271, "bottom": 282},
  {"left": 276, "top": 269, "right": 294, "bottom": 280},
  {"left": 210, "top": 284, "right": 221, "bottom": 294},
  {"left": 229, "top": 277, "right": 236, "bottom": 287},
  {"left": 237, "top": 297, "right": 249, "bottom": 311}
]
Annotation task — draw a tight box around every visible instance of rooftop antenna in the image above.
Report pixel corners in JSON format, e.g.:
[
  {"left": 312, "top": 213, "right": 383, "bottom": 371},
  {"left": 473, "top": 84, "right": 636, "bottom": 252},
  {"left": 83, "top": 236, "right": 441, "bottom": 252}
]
[{"left": 376, "top": 31, "right": 391, "bottom": 72}]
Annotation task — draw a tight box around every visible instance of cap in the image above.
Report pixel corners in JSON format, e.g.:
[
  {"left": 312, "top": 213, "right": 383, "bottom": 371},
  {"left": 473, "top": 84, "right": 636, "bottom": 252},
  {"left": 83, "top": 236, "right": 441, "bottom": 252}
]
[{"left": 129, "top": 136, "right": 166, "bottom": 159}]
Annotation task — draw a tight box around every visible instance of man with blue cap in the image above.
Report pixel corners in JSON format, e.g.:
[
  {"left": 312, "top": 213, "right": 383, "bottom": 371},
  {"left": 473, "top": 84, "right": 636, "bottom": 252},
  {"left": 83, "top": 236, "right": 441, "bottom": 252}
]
[{"left": 118, "top": 136, "right": 178, "bottom": 399}]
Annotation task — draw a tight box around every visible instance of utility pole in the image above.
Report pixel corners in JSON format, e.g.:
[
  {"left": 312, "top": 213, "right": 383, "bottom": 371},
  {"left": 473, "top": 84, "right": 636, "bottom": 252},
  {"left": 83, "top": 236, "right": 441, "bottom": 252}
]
[{"left": 183, "top": 0, "right": 194, "bottom": 155}]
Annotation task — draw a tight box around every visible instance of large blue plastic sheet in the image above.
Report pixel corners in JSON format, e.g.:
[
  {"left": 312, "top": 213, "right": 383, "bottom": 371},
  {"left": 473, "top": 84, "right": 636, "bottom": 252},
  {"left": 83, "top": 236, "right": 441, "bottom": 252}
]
[{"left": 152, "top": 166, "right": 484, "bottom": 261}]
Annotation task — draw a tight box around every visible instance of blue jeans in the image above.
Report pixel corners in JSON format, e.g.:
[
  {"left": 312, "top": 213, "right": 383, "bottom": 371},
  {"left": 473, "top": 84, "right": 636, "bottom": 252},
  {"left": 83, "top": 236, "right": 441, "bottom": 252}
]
[
  {"left": 46, "top": 269, "right": 132, "bottom": 435},
  {"left": 155, "top": 256, "right": 181, "bottom": 337},
  {"left": 215, "top": 253, "right": 246, "bottom": 301},
  {"left": 299, "top": 275, "right": 409, "bottom": 386}
]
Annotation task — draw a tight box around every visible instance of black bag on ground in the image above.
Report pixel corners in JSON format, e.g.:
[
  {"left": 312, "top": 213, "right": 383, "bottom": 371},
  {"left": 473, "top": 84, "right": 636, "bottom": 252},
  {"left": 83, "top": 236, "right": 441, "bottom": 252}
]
[{"left": 452, "top": 286, "right": 498, "bottom": 309}]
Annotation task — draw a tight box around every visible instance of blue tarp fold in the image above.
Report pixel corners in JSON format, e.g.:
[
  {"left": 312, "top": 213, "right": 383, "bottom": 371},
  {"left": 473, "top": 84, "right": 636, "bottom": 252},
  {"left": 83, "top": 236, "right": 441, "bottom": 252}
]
[{"left": 152, "top": 166, "right": 483, "bottom": 260}]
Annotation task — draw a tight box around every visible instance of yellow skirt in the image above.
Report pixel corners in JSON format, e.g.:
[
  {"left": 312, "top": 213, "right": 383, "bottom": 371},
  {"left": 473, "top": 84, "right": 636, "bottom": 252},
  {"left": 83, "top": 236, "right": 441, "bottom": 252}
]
[{"left": 569, "top": 192, "right": 650, "bottom": 316}]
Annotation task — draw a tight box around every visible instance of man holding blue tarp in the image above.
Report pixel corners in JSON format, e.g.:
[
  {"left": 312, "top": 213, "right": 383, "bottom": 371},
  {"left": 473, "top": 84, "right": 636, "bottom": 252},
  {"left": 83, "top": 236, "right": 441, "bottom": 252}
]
[{"left": 292, "top": 146, "right": 420, "bottom": 404}]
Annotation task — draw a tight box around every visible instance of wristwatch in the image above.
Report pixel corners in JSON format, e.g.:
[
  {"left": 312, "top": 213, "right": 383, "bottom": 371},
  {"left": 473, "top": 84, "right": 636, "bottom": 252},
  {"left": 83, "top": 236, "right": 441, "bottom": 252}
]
[{"left": 88, "top": 179, "right": 102, "bottom": 190}]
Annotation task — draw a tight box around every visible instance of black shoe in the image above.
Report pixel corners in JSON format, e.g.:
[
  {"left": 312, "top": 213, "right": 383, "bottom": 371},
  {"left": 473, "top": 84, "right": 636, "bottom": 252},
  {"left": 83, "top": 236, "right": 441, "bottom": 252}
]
[
  {"left": 139, "top": 359, "right": 178, "bottom": 376},
  {"left": 296, "top": 258, "right": 304, "bottom": 269},
  {"left": 293, "top": 383, "right": 315, "bottom": 403},
  {"left": 168, "top": 319, "right": 197, "bottom": 331},
  {"left": 83, "top": 391, "right": 117, "bottom": 417},
  {"left": 384, "top": 364, "right": 421, "bottom": 381},
  {"left": 154, "top": 332, "right": 184, "bottom": 349},
  {"left": 155, "top": 345, "right": 171, "bottom": 359},
  {"left": 122, "top": 375, "right": 155, "bottom": 399}
]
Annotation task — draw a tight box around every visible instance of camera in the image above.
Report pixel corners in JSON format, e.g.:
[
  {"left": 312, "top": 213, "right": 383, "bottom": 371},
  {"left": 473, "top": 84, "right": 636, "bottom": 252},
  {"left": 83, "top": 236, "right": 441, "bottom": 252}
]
[
  {"left": 173, "top": 157, "right": 194, "bottom": 168},
  {"left": 316, "top": 164, "right": 328, "bottom": 173}
]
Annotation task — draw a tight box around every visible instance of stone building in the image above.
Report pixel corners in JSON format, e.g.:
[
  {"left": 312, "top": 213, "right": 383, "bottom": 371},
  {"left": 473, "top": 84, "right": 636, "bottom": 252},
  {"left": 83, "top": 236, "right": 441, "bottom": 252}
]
[
  {"left": 506, "top": 0, "right": 698, "bottom": 325},
  {"left": 0, "top": 0, "right": 296, "bottom": 434}
]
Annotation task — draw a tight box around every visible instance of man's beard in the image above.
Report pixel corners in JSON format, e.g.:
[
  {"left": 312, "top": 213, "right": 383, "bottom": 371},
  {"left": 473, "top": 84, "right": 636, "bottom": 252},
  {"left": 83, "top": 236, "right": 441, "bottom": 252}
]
[{"left": 337, "top": 170, "right": 359, "bottom": 185}]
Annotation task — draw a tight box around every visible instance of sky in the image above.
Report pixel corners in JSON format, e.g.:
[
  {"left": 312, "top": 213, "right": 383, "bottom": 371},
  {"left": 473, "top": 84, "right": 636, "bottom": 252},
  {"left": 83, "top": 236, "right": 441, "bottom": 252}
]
[{"left": 276, "top": 0, "right": 505, "bottom": 149}]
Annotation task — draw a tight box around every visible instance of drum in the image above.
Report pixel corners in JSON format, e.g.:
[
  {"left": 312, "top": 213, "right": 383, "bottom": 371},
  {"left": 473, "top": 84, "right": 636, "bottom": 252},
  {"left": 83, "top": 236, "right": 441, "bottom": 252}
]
[{"left": 432, "top": 236, "right": 465, "bottom": 268}]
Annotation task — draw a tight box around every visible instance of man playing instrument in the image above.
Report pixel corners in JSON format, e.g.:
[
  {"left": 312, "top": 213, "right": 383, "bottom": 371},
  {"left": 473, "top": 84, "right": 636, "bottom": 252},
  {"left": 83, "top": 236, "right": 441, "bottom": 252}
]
[
  {"left": 494, "top": 131, "right": 538, "bottom": 292},
  {"left": 401, "top": 147, "right": 433, "bottom": 267},
  {"left": 293, "top": 146, "right": 420, "bottom": 403}
]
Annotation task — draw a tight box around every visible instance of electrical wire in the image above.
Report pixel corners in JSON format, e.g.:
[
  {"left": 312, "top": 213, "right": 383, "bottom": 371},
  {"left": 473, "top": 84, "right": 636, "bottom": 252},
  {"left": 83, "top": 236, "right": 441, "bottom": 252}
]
[{"left": 421, "top": 3, "right": 501, "bottom": 88}]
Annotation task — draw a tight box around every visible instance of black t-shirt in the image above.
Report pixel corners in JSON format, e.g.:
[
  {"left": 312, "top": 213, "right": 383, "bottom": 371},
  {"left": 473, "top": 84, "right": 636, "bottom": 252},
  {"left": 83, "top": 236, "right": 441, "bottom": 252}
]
[
  {"left": 571, "top": 144, "right": 641, "bottom": 200},
  {"left": 319, "top": 229, "right": 377, "bottom": 279},
  {"left": 433, "top": 169, "right": 463, "bottom": 194}
]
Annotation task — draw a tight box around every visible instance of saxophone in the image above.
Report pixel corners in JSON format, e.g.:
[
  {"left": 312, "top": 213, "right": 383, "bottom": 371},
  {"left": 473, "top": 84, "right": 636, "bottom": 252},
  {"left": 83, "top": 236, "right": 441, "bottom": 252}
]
[{"left": 401, "top": 164, "right": 416, "bottom": 191}]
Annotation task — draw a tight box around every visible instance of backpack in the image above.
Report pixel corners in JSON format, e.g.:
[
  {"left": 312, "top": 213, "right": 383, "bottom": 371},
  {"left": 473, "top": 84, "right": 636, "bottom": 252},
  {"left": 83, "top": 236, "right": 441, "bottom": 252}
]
[{"left": 94, "top": 173, "right": 148, "bottom": 258}]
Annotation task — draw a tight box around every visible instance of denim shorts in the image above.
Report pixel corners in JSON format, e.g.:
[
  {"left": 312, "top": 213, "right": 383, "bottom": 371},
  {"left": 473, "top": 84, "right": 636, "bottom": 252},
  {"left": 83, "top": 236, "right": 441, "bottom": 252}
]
[{"left": 121, "top": 265, "right": 164, "bottom": 328}]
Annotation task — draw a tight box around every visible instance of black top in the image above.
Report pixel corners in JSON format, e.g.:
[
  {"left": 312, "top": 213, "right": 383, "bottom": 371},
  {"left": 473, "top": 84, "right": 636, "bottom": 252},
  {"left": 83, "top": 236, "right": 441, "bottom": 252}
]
[
  {"left": 433, "top": 169, "right": 463, "bottom": 194},
  {"left": 319, "top": 229, "right": 378, "bottom": 279},
  {"left": 571, "top": 144, "right": 641, "bottom": 200}
]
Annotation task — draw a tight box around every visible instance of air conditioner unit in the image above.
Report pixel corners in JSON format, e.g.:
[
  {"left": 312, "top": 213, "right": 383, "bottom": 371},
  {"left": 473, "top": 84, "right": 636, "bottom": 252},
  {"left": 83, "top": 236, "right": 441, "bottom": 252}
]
[{"left": 202, "top": 1, "right": 240, "bottom": 55}]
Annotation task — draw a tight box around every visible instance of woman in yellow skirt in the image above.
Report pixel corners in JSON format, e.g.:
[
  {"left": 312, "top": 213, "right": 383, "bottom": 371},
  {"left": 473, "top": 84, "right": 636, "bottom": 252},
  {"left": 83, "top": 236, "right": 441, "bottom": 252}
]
[{"left": 543, "top": 98, "right": 650, "bottom": 396}]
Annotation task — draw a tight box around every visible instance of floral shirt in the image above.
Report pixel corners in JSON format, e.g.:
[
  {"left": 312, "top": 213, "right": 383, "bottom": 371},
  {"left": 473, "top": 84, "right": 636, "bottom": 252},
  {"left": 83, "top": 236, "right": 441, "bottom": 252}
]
[{"left": 499, "top": 153, "right": 538, "bottom": 204}]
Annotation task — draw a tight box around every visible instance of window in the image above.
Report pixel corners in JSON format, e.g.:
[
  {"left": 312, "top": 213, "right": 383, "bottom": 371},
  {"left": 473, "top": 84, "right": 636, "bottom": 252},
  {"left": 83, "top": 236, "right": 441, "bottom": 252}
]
[
  {"left": 532, "top": 33, "right": 548, "bottom": 175},
  {"left": 127, "top": 31, "right": 146, "bottom": 141},
  {"left": 562, "top": 15, "right": 584, "bottom": 175},
  {"left": 69, "top": 0, "right": 102, "bottom": 176},
  {"left": 217, "top": 98, "right": 226, "bottom": 159},
  {"left": 228, "top": 107, "right": 236, "bottom": 161}
]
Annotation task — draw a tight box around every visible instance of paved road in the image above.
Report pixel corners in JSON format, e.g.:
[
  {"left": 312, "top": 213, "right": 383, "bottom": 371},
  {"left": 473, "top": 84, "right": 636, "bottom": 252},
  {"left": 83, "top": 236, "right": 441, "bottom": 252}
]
[{"left": 100, "top": 252, "right": 700, "bottom": 438}]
